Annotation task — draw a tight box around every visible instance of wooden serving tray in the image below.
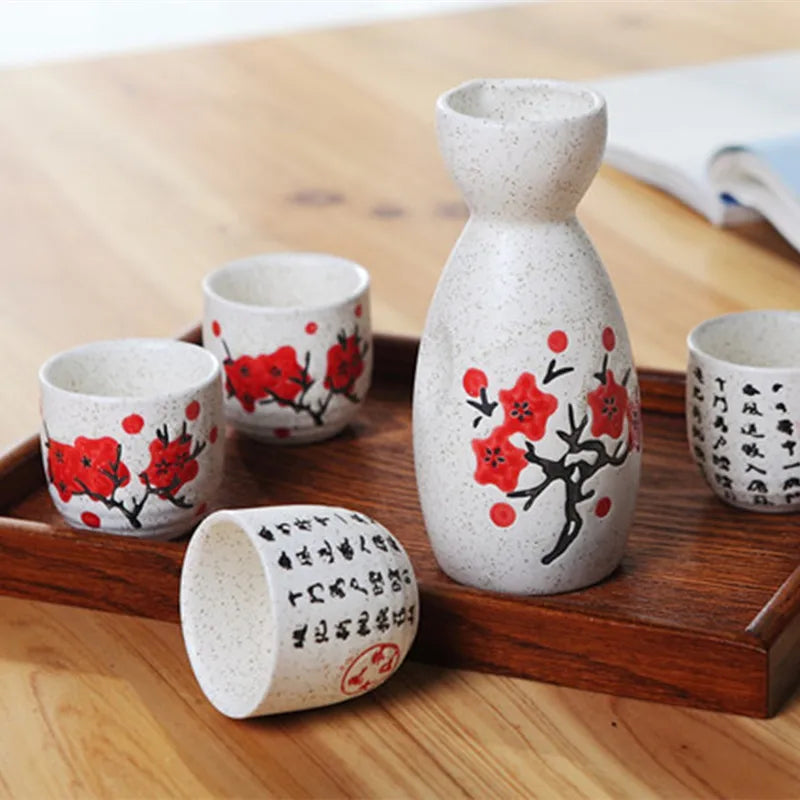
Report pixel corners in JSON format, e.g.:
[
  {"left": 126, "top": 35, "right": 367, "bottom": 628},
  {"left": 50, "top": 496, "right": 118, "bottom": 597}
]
[{"left": 2, "top": 332, "right": 800, "bottom": 718}]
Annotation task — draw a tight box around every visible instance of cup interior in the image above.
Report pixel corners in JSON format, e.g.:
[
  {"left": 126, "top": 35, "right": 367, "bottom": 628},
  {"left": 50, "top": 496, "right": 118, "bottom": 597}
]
[
  {"left": 688, "top": 310, "right": 800, "bottom": 370},
  {"left": 204, "top": 253, "right": 368, "bottom": 310},
  {"left": 40, "top": 339, "right": 219, "bottom": 398},
  {"left": 442, "top": 79, "right": 603, "bottom": 126},
  {"left": 180, "top": 514, "right": 275, "bottom": 718}
]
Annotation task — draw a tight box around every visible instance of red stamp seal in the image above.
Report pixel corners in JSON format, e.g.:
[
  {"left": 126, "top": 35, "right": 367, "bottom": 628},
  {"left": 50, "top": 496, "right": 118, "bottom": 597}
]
[{"left": 340, "top": 643, "right": 401, "bottom": 696}]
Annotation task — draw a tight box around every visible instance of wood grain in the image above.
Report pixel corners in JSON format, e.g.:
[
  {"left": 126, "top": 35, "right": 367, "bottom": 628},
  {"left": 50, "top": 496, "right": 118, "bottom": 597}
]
[
  {"left": 2, "top": 335, "right": 800, "bottom": 718},
  {"left": 2, "top": 1, "right": 800, "bottom": 796}
]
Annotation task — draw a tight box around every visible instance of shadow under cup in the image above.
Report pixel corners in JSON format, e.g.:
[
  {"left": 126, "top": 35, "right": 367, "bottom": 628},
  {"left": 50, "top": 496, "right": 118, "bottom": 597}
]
[
  {"left": 687, "top": 310, "right": 800, "bottom": 512},
  {"left": 202, "top": 253, "right": 372, "bottom": 444}
]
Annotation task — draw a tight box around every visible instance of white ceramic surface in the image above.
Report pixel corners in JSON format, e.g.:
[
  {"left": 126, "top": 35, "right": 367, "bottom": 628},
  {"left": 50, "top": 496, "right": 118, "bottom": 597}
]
[
  {"left": 39, "top": 339, "right": 225, "bottom": 539},
  {"left": 180, "top": 505, "right": 418, "bottom": 718},
  {"left": 203, "top": 253, "right": 372, "bottom": 444},
  {"left": 687, "top": 310, "right": 800, "bottom": 512},
  {"left": 413, "top": 79, "right": 642, "bottom": 595}
]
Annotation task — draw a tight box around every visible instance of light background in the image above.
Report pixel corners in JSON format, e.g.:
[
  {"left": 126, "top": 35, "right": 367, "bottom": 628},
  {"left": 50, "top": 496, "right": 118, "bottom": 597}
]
[{"left": 0, "top": 0, "right": 512, "bottom": 68}]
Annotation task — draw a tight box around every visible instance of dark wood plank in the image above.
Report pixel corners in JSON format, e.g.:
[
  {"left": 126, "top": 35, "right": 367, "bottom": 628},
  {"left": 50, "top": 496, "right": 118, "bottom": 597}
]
[
  {"left": 0, "top": 434, "right": 44, "bottom": 511},
  {"left": 1, "top": 334, "right": 800, "bottom": 717}
]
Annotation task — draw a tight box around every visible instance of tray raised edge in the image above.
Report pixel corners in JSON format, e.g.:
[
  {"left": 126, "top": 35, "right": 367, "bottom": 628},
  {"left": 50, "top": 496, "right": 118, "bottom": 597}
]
[{"left": 1, "top": 331, "right": 799, "bottom": 718}]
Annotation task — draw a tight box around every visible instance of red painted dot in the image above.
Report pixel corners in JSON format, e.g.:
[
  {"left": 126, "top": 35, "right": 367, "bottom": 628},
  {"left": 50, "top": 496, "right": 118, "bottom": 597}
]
[
  {"left": 274, "top": 428, "right": 291, "bottom": 439},
  {"left": 209, "top": 426, "right": 218, "bottom": 444},
  {"left": 355, "top": 304, "right": 363, "bottom": 318},
  {"left": 211, "top": 320, "right": 221, "bottom": 337},
  {"left": 194, "top": 502, "right": 208, "bottom": 518},
  {"left": 548, "top": 330, "right": 568, "bottom": 353},
  {"left": 81, "top": 511, "right": 101, "bottom": 529},
  {"left": 595, "top": 497, "right": 612, "bottom": 518},
  {"left": 185, "top": 400, "right": 200, "bottom": 421},
  {"left": 490, "top": 502, "right": 516, "bottom": 527},
  {"left": 121, "top": 413, "right": 144, "bottom": 434},
  {"left": 462, "top": 368, "right": 488, "bottom": 398},
  {"left": 602, "top": 327, "right": 616, "bottom": 352},
  {"left": 305, "top": 321, "right": 318, "bottom": 335}
]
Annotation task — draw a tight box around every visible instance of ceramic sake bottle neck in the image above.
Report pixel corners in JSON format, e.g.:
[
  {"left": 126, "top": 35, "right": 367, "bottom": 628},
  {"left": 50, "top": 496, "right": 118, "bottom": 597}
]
[{"left": 436, "top": 78, "right": 607, "bottom": 224}]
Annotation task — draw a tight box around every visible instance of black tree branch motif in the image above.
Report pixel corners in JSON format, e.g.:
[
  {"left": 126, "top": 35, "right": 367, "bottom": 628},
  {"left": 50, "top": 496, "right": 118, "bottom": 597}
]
[
  {"left": 508, "top": 405, "right": 629, "bottom": 564},
  {"left": 223, "top": 327, "right": 368, "bottom": 428},
  {"left": 464, "top": 327, "right": 640, "bottom": 565},
  {"left": 45, "top": 421, "right": 208, "bottom": 530}
]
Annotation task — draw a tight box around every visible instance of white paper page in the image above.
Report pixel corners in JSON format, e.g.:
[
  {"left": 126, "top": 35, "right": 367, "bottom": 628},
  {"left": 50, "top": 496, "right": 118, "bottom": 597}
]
[{"left": 592, "top": 51, "right": 800, "bottom": 224}]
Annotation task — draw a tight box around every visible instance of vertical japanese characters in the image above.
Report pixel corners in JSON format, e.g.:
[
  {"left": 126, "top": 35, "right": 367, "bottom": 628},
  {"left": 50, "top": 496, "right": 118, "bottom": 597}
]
[
  {"left": 690, "top": 367, "right": 800, "bottom": 508},
  {"left": 255, "top": 511, "right": 416, "bottom": 697}
]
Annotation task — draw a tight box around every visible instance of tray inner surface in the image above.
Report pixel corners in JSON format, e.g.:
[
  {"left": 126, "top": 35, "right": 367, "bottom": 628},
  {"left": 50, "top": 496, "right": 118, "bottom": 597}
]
[{"left": 2, "top": 335, "right": 800, "bottom": 717}]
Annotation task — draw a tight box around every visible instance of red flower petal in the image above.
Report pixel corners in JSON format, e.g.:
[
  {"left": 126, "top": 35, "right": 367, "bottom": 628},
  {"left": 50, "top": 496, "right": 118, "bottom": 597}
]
[
  {"left": 355, "top": 304, "right": 363, "bottom": 318},
  {"left": 587, "top": 371, "right": 629, "bottom": 439},
  {"left": 211, "top": 320, "right": 221, "bottom": 337},
  {"left": 626, "top": 392, "right": 643, "bottom": 452},
  {"left": 209, "top": 426, "right": 218, "bottom": 444},
  {"left": 472, "top": 429, "right": 527, "bottom": 493},
  {"left": 595, "top": 497, "right": 612, "bottom": 517},
  {"left": 185, "top": 400, "right": 200, "bottom": 421},
  {"left": 305, "top": 321, "right": 318, "bottom": 334},
  {"left": 490, "top": 502, "right": 516, "bottom": 527},
  {"left": 140, "top": 429, "right": 201, "bottom": 495},
  {"left": 81, "top": 511, "right": 101, "bottom": 528},
  {"left": 325, "top": 336, "right": 364, "bottom": 392},
  {"left": 602, "top": 327, "right": 616, "bottom": 352},
  {"left": 462, "top": 368, "right": 488, "bottom": 398},
  {"left": 547, "top": 330, "right": 568, "bottom": 353},
  {"left": 73, "top": 436, "right": 130, "bottom": 496},
  {"left": 498, "top": 373, "right": 558, "bottom": 441},
  {"left": 122, "top": 413, "right": 144, "bottom": 435}
]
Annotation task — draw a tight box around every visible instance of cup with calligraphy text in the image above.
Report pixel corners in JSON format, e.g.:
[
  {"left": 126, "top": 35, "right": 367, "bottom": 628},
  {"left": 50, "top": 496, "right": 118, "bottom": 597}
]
[
  {"left": 203, "top": 253, "right": 372, "bottom": 444},
  {"left": 39, "top": 339, "right": 225, "bottom": 539},
  {"left": 687, "top": 310, "right": 800, "bottom": 512},
  {"left": 180, "top": 505, "right": 419, "bottom": 718}
]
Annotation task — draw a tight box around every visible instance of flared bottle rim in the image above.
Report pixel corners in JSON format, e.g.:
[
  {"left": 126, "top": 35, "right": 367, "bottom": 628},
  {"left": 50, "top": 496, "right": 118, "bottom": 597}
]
[{"left": 437, "top": 78, "right": 605, "bottom": 129}]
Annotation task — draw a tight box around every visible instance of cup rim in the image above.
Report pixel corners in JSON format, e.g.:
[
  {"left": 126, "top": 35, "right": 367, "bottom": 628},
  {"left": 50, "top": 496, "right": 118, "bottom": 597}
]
[
  {"left": 39, "top": 338, "right": 221, "bottom": 404},
  {"left": 437, "top": 78, "right": 605, "bottom": 130},
  {"left": 180, "top": 508, "right": 280, "bottom": 719},
  {"left": 687, "top": 309, "right": 800, "bottom": 373},
  {"left": 202, "top": 252, "right": 370, "bottom": 314}
]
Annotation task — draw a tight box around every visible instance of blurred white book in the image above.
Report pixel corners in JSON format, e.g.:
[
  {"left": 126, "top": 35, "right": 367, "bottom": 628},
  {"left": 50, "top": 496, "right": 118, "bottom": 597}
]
[{"left": 593, "top": 51, "right": 800, "bottom": 251}]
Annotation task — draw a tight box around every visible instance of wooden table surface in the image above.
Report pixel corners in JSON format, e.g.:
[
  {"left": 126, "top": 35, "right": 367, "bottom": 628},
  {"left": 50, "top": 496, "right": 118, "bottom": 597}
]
[{"left": 2, "top": 2, "right": 800, "bottom": 797}]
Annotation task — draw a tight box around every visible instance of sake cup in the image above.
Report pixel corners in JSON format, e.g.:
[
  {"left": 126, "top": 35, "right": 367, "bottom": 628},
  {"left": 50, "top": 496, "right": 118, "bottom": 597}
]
[
  {"left": 202, "top": 253, "right": 372, "bottom": 444},
  {"left": 39, "top": 339, "right": 225, "bottom": 539},
  {"left": 687, "top": 310, "right": 800, "bottom": 512},
  {"left": 180, "top": 505, "right": 418, "bottom": 718}
]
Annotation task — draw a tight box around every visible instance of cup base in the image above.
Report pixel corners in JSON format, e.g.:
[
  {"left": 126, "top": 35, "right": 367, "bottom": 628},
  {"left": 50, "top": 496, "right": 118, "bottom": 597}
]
[
  {"left": 713, "top": 494, "right": 800, "bottom": 514},
  {"left": 434, "top": 554, "right": 620, "bottom": 596},
  {"left": 61, "top": 514, "right": 192, "bottom": 540},
  {"left": 230, "top": 420, "right": 349, "bottom": 445}
]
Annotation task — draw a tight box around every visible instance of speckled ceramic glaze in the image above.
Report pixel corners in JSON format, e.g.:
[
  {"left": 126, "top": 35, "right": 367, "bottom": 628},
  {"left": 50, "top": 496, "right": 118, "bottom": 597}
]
[
  {"left": 413, "top": 79, "right": 642, "bottom": 595},
  {"left": 180, "top": 505, "right": 418, "bottom": 718},
  {"left": 39, "top": 339, "right": 225, "bottom": 539},
  {"left": 203, "top": 253, "right": 372, "bottom": 444},
  {"left": 688, "top": 310, "right": 800, "bottom": 512}
]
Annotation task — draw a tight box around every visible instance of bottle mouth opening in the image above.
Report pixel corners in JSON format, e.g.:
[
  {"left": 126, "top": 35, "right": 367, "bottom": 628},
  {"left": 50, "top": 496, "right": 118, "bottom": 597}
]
[{"left": 439, "top": 78, "right": 604, "bottom": 127}]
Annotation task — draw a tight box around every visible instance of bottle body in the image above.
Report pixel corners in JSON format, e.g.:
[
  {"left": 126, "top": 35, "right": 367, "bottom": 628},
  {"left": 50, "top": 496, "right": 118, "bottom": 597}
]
[{"left": 413, "top": 79, "right": 642, "bottom": 594}]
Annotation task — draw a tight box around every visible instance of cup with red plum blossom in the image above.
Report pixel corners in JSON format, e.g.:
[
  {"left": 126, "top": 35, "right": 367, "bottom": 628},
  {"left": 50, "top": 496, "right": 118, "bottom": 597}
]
[
  {"left": 203, "top": 253, "right": 372, "bottom": 444},
  {"left": 39, "top": 339, "right": 225, "bottom": 539}
]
